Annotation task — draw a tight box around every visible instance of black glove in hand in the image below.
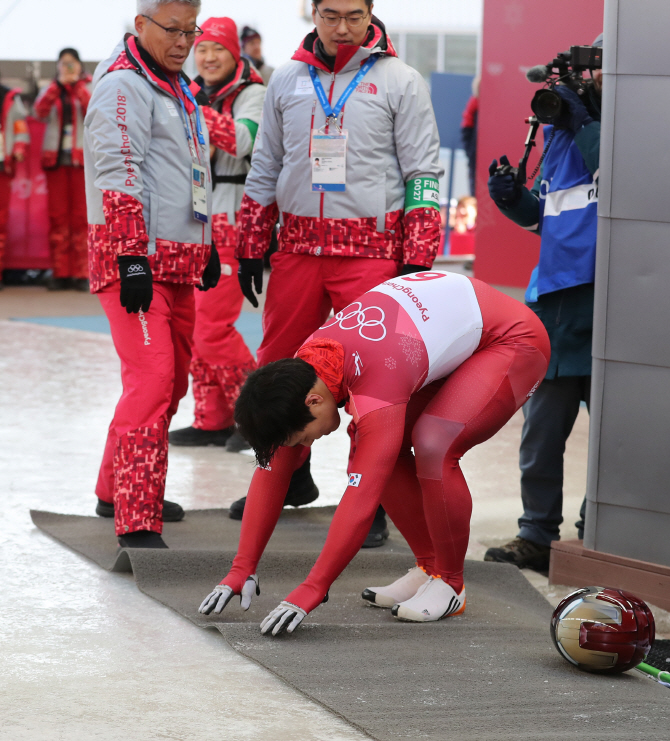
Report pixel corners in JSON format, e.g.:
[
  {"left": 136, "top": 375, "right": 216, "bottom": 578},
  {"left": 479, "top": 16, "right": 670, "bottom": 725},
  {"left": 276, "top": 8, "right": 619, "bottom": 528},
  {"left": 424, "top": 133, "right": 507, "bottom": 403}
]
[
  {"left": 238, "top": 258, "right": 264, "bottom": 308},
  {"left": 118, "top": 255, "right": 153, "bottom": 314},
  {"left": 488, "top": 155, "right": 522, "bottom": 207},
  {"left": 399, "top": 264, "right": 426, "bottom": 276},
  {"left": 197, "top": 245, "right": 221, "bottom": 291}
]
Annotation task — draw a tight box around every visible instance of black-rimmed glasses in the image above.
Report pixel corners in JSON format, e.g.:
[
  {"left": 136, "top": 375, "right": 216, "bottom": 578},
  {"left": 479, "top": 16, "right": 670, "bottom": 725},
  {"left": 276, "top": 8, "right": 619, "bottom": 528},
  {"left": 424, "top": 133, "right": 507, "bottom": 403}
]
[
  {"left": 314, "top": 5, "right": 370, "bottom": 28},
  {"left": 142, "top": 15, "right": 203, "bottom": 41}
]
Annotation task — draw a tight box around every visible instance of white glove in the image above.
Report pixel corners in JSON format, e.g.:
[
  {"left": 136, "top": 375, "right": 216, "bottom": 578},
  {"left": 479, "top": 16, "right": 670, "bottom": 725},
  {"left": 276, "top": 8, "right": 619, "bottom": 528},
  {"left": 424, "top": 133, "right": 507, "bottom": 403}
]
[
  {"left": 260, "top": 601, "right": 307, "bottom": 636},
  {"left": 198, "top": 575, "right": 259, "bottom": 614}
]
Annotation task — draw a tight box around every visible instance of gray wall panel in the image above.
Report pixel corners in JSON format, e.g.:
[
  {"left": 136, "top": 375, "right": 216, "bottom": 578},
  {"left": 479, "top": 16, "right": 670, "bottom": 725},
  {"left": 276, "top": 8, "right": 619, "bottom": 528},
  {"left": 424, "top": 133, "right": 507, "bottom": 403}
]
[
  {"left": 609, "top": 75, "right": 670, "bottom": 223},
  {"left": 593, "top": 503, "right": 670, "bottom": 567},
  {"left": 587, "top": 0, "right": 670, "bottom": 570},
  {"left": 602, "top": 0, "right": 618, "bottom": 74},
  {"left": 596, "top": 359, "right": 670, "bottom": 515},
  {"left": 601, "top": 218, "right": 670, "bottom": 366},
  {"left": 613, "top": 0, "right": 670, "bottom": 76},
  {"left": 597, "top": 74, "right": 615, "bottom": 218},
  {"left": 592, "top": 217, "right": 610, "bottom": 359}
]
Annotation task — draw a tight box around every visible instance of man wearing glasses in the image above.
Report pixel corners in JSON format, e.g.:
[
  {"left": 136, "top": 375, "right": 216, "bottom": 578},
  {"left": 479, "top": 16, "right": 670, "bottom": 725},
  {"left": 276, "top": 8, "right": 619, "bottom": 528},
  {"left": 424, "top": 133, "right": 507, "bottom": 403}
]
[
  {"left": 84, "top": 0, "right": 220, "bottom": 548},
  {"left": 232, "top": 0, "right": 443, "bottom": 545}
]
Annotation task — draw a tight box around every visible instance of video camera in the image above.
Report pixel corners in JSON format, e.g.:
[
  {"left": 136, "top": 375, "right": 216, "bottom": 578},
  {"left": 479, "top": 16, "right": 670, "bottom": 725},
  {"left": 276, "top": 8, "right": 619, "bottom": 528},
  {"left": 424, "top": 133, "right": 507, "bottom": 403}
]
[
  {"left": 493, "top": 45, "right": 603, "bottom": 187},
  {"left": 527, "top": 45, "right": 603, "bottom": 126}
]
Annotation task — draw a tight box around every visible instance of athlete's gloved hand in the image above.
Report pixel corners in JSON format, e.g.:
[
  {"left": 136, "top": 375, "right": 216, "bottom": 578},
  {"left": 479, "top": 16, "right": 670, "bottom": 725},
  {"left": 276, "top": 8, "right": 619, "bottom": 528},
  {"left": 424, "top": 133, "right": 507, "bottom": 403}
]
[
  {"left": 238, "top": 258, "right": 264, "bottom": 308},
  {"left": 488, "top": 155, "right": 522, "bottom": 207},
  {"left": 198, "top": 574, "right": 260, "bottom": 614},
  {"left": 399, "top": 264, "right": 426, "bottom": 276},
  {"left": 260, "top": 601, "right": 307, "bottom": 636},
  {"left": 118, "top": 255, "right": 153, "bottom": 314},
  {"left": 554, "top": 84, "right": 594, "bottom": 132},
  {"left": 197, "top": 245, "right": 221, "bottom": 291}
]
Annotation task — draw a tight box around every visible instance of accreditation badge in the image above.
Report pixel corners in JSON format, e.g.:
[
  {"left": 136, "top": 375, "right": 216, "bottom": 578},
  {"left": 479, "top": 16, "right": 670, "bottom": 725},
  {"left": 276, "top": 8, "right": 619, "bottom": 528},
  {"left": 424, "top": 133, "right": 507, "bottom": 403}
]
[
  {"left": 311, "top": 128, "right": 348, "bottom": 192},
  {"left": 192, "top": 163, "right": 209, "bottom": 224}
]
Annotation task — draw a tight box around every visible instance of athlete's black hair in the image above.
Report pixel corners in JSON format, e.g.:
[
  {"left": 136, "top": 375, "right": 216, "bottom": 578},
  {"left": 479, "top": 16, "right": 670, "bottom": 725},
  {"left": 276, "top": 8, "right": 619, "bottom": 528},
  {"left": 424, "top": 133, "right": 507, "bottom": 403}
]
[{"left": 234, "top": 358, "right": 318, "bottom": 468}]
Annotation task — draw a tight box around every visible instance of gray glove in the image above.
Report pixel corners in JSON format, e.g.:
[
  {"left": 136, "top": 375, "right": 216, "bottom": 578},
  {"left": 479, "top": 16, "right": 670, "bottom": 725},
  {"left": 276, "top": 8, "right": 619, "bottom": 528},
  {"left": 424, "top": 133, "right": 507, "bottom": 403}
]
[
  {"left": 260, "top": 601, "right": 307, "bottom": 636},
  {"left": 198, "top": 575, "right": 259, "bottom": 614}
]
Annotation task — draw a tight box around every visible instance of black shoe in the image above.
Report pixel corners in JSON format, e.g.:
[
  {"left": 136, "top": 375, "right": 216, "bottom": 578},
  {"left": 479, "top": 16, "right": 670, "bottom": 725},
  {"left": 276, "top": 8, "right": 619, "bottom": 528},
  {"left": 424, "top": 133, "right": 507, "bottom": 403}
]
[
  {"left": 228, "top": 455, "right": 319, "bottom": 520},
  {"left": 484, "top": 536, "right": 551, "bottom": 572},
  {"left": 169, "top": 425, "right": 234, "bottom": 447},
  {"left": 226, "top": 429, "right": 251, "bottom": 453},
  {"left": 46, "top": 277, "right": 68, "bottom": 291},
  {"left": 362, "top": 506, "right": 389, "bottom": 548},
  {"left": 72, "top": 278, "right": 90, "bottom": 292},
  {"left": 96, "top": 497, "right": 185, "bottom": 522},
  {"left": 118, "top": 530, "right": 168, "bottom": 548},
  {"left": 284, "top": 455, "right": 319, "bottom": 508},
  {"left": 228, "top": 496, "right": 246, "bottom": 521}
]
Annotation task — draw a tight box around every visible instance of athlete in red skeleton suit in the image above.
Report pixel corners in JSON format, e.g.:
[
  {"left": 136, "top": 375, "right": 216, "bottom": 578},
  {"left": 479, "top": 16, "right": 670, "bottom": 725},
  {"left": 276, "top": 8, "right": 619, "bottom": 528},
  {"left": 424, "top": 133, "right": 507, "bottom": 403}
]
[{"left": 199, "top": 272, "right": 550, "bottom": 633}]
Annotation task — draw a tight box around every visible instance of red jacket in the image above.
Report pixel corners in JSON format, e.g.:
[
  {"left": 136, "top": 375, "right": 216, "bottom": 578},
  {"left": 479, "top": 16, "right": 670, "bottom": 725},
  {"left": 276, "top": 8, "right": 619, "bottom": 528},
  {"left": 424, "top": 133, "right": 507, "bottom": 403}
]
[{"left": 34, "top": 75, "right": 92, "bottom": 169}]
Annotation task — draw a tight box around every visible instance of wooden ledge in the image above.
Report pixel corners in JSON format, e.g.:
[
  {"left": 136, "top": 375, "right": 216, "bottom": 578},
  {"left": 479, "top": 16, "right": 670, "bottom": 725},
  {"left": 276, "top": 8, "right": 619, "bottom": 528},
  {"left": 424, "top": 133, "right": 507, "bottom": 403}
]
[{"left": 549, "top": 540, "right": 670, "bottom": 613}]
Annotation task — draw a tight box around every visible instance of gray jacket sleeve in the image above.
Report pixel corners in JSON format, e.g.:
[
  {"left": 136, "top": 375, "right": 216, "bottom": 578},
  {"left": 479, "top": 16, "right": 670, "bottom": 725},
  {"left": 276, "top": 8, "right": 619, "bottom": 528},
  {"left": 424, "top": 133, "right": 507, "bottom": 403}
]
[
  {"left": 391, "top": 67, "right": 443, "bottom": 188},
  {"left": 231, "top": 83, "right": 266, "bottom": 159},
  {"left": 244, "top": 77, "right": 284, "bottom": 207},
  {"left": 84, "top": 72, "right": 152, "bottom": 201}
]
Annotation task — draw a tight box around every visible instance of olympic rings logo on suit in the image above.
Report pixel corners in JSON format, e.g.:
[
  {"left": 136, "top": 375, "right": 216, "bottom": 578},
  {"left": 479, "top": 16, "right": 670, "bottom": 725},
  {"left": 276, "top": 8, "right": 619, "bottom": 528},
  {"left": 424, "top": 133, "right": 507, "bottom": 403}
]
[
  {"left": 321, "top": 302, "right": 387, "bottom": 342},
  {"left": 127, "top": 264, "right": 146, "bottom": 275}
]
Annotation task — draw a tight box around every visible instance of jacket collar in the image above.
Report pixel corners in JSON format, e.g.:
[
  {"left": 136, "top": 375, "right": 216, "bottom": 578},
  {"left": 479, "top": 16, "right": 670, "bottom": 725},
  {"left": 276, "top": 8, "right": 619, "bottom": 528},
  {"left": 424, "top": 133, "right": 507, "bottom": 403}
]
[
  {"left": 194, "top": 57, "right": 263, "bottom": 105},
  {"left": 292, "top": 16, "right": 396, "bottom": 75},
  {"left": 106, "top": 35, "right": 199, "bottom": 113}
]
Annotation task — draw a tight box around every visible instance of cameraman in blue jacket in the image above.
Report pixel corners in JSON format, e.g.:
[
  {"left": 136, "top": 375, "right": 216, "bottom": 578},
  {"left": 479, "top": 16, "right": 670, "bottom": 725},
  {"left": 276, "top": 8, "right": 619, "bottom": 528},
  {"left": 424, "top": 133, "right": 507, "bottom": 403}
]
[{"left": 484, "top": 34, "right": 603, "bottom": 572}]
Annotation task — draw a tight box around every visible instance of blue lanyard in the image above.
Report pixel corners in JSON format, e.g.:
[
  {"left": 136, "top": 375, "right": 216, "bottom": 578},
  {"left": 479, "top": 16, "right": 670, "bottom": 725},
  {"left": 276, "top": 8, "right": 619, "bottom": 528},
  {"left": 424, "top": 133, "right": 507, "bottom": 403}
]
[
  {"left": 174, "top": 77, "right": 206, "bottom": 148},
  {"left": 308, "top": 55, "right": 378, "bottom": 122}
]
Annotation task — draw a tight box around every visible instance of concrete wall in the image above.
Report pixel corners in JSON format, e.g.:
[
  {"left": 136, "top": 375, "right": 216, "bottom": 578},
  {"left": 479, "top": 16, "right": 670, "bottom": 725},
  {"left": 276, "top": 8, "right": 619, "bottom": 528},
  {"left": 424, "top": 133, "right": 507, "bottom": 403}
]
[{"left": 585, "top": 0, "right": 670, "bottom": 566}]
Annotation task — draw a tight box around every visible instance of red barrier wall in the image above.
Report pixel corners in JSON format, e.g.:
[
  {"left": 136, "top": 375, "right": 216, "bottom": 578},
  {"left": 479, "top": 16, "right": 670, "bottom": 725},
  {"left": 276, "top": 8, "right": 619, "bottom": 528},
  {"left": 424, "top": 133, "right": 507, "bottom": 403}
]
[
  {"left": 475, "top": 0, "right": 604, "bottom": 288},
  {"left": 5, "top": 117, "right": 50, "bottom": 270}
]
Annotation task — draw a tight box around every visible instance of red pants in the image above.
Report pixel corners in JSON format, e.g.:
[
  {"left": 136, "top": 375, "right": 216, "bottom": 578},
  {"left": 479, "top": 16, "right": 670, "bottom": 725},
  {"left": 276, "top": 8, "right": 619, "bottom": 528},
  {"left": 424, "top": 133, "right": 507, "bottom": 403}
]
[
  {"left": 46, "top": 166, "right": 88, "bottom": 279},
  {"left": 96, "top": 282, "right": 195, "bottom": 536},
  {"left": 257, "top": 252, "right": 399, "bottom": 366},
  {"left": 191, "top": 220, "right": 256, "bottom": 430},
  {"left": 0, "top": 172, "right": 10, "bottom": 276},
  {"left": 380, "top": 280, "right": 551, "bottom": 591}
]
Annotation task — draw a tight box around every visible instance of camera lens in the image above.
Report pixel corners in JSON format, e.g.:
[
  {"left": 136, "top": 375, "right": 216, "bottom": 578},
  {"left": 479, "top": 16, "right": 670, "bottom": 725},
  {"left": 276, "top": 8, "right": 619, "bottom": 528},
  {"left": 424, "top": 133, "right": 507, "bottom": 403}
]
[{"left": 531, "top": 89, "right": 563, "bottom": 124}]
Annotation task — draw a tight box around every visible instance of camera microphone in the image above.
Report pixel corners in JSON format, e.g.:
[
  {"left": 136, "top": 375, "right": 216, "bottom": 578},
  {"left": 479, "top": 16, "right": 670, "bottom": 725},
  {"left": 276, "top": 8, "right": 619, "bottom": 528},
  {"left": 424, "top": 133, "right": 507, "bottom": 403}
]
[{"left": 526, "top": 65, "right": 550, "bottom": 83}]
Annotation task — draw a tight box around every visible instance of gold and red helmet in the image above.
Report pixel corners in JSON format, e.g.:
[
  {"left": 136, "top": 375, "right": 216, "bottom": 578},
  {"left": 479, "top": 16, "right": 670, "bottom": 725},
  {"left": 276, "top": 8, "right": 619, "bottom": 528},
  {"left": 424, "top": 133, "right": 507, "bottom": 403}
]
[{"left": 550, "top": 586, "right": 655, "bottom": 674}]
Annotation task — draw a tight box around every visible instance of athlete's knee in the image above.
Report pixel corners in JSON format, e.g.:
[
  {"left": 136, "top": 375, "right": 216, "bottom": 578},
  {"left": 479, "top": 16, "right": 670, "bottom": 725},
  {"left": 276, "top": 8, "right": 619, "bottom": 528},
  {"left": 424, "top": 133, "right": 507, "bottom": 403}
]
[{"left": 412, "top": 414, "right": 464, "bottom": 480}]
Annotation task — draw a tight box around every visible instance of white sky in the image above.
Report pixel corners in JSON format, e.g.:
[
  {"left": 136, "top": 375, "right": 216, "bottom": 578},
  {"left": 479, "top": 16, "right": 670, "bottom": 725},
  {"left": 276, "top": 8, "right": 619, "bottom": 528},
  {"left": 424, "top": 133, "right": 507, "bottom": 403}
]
[{"left": 0, "top": 0, "right": 482, "bottom": 68}]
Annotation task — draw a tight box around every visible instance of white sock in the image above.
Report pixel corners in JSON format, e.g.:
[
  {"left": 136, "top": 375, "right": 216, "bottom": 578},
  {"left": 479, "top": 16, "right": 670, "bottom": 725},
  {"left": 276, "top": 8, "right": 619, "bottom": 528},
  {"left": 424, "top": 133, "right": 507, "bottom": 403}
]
[
  {"left": 391, "top": 577, "right": 466, "bottom": 622},
  {"left": 361, "top": 566, "right": 430, "bottom": 608}
]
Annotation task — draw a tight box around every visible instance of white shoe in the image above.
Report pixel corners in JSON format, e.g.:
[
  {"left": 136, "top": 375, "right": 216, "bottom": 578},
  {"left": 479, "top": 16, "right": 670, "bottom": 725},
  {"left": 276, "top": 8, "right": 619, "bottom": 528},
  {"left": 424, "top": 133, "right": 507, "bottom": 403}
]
[
  {"left": 391, "top": 577, "right": 466, "bottom": 622},
  {"left": 361, "top": 566, "right": 430, "bottom": 608}
]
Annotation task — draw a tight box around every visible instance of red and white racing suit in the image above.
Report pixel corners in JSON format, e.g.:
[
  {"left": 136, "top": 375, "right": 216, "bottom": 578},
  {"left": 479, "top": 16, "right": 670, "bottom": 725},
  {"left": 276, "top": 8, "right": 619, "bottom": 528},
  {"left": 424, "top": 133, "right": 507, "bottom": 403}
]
[{"left": 221, "top": 272, "right": 551, "bottom": 614}]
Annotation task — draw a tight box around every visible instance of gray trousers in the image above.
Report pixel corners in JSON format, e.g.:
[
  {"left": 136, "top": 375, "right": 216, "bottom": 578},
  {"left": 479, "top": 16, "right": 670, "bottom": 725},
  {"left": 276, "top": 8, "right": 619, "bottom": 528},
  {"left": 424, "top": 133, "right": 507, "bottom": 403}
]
[{"left": 517, "top": 376, "right": 590, "bottom": 546}]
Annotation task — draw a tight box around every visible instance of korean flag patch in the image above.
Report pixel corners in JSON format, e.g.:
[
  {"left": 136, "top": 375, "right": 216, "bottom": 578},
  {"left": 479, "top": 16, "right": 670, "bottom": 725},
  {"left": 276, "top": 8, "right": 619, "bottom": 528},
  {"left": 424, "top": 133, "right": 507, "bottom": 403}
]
[{"left": 348, "top": 473, "right": 362, "bottom": 487}]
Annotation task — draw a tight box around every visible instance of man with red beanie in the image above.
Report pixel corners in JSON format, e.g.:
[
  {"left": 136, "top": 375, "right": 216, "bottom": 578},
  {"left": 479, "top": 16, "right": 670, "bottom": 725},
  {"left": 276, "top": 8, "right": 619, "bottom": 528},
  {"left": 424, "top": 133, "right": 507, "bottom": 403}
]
[
  {"left": 84, "top": 0, "right": 220, "bottom": 548},
  {"left": 0, "top": 85, "right": 29, "bottom": 288},
  {"left": 170, "top": 17, "right": 265, "bottom": 450},
  {"left": 229, "top": 0, "right": 443, "bottom": 546}
]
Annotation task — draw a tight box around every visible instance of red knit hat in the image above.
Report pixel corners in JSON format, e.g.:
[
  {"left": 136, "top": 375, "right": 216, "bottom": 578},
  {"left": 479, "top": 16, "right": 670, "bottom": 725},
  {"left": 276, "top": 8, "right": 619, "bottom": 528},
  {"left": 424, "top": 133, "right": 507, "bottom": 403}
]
[{"left": 195, "top": 17, "right": 241, "bottom": 62}]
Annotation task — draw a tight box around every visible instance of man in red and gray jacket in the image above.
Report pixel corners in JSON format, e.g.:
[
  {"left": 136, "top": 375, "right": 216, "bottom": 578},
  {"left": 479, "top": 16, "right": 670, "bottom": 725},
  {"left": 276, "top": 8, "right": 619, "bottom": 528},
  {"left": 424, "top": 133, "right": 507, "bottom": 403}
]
[
  {"left": 84, "top": 0, "right": 220, "bottom": 548},
  {"left": 231, "top": 0, "right": 443, "bottom": 543},
  {"left": 170, "top": 17, "right": 265, "bottom": 450},
  {"left": 0, "top": 85, "right": 29, "bottom": 287}
]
